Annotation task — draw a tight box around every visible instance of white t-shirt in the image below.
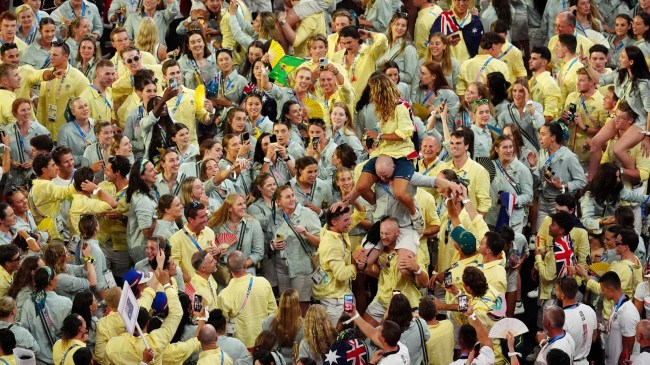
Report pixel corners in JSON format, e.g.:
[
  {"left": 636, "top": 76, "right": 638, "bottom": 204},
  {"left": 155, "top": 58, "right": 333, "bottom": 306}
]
[
  {"left": 607, "top": 299, "right": 640, "bottom": 365},
  {"left": 535, "top": 332, "right": 575, "bottom": 365},
  {"left": 378, "top": 342, "right": 410, "bottom": 365},
  {"left": 632, "top": 351, "right": 650, "bottom": 364},
  {"left": 563, "top": 303, "right": 597, "bottom": 364},
  {"left": 448, "top": 346, "right": 495, "bottom": 365},
  {"left": 633, "top": 281, "right": 650, "bottom": 319}
]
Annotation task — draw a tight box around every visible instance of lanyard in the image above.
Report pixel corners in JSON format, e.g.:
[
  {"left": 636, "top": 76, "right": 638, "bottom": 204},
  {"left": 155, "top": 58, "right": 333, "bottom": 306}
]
[
  {"left": 0, "top": 358, "right": 8, "bottom": 365},
  {"left": 579, "top": 94, "right": 590, "bottom": 116},
  {"left": 498, "top": 44, "right": 514, "bottom": 60},
  {"left": 333, "top": 131, "right": 342, "bottom": 143},
  {"left": 422, "top": 90, "right": 435, "bottom": 104},
  {"left": 495, "top": 159, "right": 516, "bottom": 189},
  {"left": 90, "top": 85, "right": 112, "bottom": 110},
  {"left": 548, "top": 333, "right": 566, "bottom": 344},
  {"left": 561, "top": 58, "right": 578, "bottom": 84},
  {"left": 190, "top": 59, "right": 204, "bottom": 85},
  {"left": 24, "top": 26, "right": 36, "bottom": 44},
  {"left": 478, "top": 56, "right": 494, "bottom": 76},
  {"left": 117, "top": 188, "right": 127, "bottom": 201},
  {"left": 576, "top": 22, "right": 587, "bottom": 36},
  {"left": 237, "top": 277, "right": 254, "bottom": 313},
  {"left": 297, "top": 181, "right": 317, "bottom": 203},
  {"left": 345, "top": 50, "right": 360, "bottom": 82},
  {"left": 41, "top": 54, "right": 51, "bottom": 69},
  {"left": 218, "top": 73, "right": 234, "bottom": 95},
  {"left": 71, "top": 120, "right": 90, "bottom": 143},
  {"left": 171, "top": 91, "right": 184, "bottom": 115},
  {"left": 380, "top": 183, "right": 396, "bottom": 200},
  {"left": 183, "top": 228, "right": 202, "bottom": 251},
  {"left": 71, "top": 1, "right": 87, "bottom": 17},
  {"left": 456, "top": 12, "right": 470, "bottom": 28},
  {"left": 52, "top": 64, "right": 72, "bottom": 99},
  {"left": 541, "top": 150, "right": 558, "bottom": 172},
  {"left": 13, "top": 124, "right": 27, "bottom": 164}
]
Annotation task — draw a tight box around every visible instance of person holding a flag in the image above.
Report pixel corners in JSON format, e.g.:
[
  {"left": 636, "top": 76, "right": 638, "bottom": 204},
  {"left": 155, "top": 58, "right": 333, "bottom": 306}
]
[
  {"left": 485, "top": 135, "right": 534, "bottom": 233},
  {"left": 428, "top": 0, "right": 484, "bottom": 64}
]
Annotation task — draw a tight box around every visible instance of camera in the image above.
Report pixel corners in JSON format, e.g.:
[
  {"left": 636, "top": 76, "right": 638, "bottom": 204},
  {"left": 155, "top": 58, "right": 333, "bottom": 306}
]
[{"left": 566, "top": 103, "right": 577, "bottom": 123}]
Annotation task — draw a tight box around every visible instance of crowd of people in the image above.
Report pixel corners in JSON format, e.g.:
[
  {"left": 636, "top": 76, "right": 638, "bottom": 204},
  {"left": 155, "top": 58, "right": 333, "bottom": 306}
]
[{"left": 1, "top": 0, "right": 650, "bottom": 364}]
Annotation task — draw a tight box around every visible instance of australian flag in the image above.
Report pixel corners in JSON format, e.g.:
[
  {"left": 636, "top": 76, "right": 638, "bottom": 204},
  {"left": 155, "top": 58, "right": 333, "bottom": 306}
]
[
  {"left": 429, "top": 11, "right": 484, "bottom": 58},
  {"left": 496, "top": 192, "right": 516, "bottom": 229},
  {"left": 324, "top": 339, "right": 369, "bottom": 365},
  {"left": 553, "top": 235, "right": 575, "bottom": 278}
]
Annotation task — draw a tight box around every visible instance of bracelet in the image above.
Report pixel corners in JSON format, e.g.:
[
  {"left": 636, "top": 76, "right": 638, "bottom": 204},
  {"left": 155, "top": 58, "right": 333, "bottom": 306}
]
[
  {"left": 83, "top": 256, "right": 95, "bottom": 264},
  {"left": 508, "top": 352, "right": 522, "bottom": 358},
  {"left": 269, "top": 241, "right": 275, "bottom": 252},
  {"left": 93, "top": 187, "right": 101, "bottom": 195},
  {"left": 469, "top": 313, "right": 477, "bottom": 321},
  {"left": 263, "top": 157, "right": 271, "bottom": 163},
  {"left": 343, "top": 313, "right": 360, "bottom": 325},
  {"left": 26, "top": 237, "right": 36, "bottom": 242},
  {"left": 283, "top": 156, "right": 291, "bottom": 161},
  {"left": 196, "top": 317, "right": 207, "bottom": 322},
  {"left": 163, "top": 283, "right": 172, "bottom": 290},
  {"left": 414, "top": 267, "right": 422, "bottom": 275},
  {"left": 462, "top": 199, "right": 471, "bottom": 205}
]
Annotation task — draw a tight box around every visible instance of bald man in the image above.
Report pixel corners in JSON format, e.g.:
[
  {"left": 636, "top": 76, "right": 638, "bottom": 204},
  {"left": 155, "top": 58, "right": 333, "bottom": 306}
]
[
  {"left": 634, "top": 320, "right": 650, "bottom": 364},
  {"left": 535, "top": 306, "right": 576, "bottom": 365},
  {"left": 197, "top": 325, "right": 233, "bottom": 365},
  {"left": 349, "top": 154, "right": 459, "bottom": 277}
]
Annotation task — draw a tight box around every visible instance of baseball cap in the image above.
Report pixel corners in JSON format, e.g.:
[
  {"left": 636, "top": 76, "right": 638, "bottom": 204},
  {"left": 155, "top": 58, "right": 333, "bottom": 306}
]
[
  {"left": 450, "top": 226, "right": 477, "bottom": 255},
  {"left": 123, "top": 269, "right": 153, "bottom": 287},
  {"left": 152, "top": 292, "right": 168, "bottom": 313}
]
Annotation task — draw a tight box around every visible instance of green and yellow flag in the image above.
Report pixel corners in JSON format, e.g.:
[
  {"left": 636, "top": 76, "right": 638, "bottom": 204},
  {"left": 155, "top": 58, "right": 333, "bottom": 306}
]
[{"left": 268, "top": 55, "right": 307, "bottom": 86}]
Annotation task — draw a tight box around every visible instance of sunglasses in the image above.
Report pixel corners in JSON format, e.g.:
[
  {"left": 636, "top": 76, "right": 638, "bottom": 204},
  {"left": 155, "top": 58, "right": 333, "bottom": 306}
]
[
  {"left": 125, "top": 55, "right": 141, "bottom": 64},
  {"left": 394, "top": 10, "right": 408, "bottom": 18},
  {"left": 188, "top": 201, "right": 201, "bottom": 208}
]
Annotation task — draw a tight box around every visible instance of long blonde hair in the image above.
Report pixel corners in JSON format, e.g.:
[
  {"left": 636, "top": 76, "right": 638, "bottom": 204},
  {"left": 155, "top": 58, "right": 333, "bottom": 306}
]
[
  {"left": 303, "top": 304, "right": 337, "bottom": 357},
  {"left": 369, "top": 74, "right": 401, "bottom": 124},
  {"left": 330, "top": 102, "right": 357, "bottom": 137},
  {"left": 207, "top": 193, "right": 247, "bottom": 228},
  {"left": 135, "top": 18, "right": 159, "bottom": 56},
  {"left": 180, "top": 177, "right": 200, "bottom": 206},
  {"left": 270, "top": 289, "right": 303, "bottom": 347},
  {"left": 424, "top": 33, "right": 453, "bottom": 75},
  {"left": 257, "top": 12, "right": 279, "bottom": 40}
]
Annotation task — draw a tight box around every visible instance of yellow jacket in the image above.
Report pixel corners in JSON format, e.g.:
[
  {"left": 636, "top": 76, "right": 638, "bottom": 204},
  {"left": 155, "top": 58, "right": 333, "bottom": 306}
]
[
  {"left": 369, "top": 104, "right": 414, "bottom": 159},
  {"left": 105, "top": 287, "right": 182, "bottom": 365},
  {"left": 52, "top": 339, "right": 85, "bottom": 365},
  {"left": 313, "top": 229, "right": 357, "bottom": 300}
]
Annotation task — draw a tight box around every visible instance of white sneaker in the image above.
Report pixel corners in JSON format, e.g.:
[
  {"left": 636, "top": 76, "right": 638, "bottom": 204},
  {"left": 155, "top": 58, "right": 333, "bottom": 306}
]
[
  {"left": 527, "top": 288, "right": 539, "bottom": 299},
  {"left": 514, "top": 301, "right": 525, "bottom": 315},
  {"left": 411, "top": 206, "right": 424, "bottom": 235}
]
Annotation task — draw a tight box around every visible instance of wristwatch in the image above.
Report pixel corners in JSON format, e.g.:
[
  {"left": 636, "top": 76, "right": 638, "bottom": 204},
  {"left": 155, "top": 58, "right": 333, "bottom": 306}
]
[{"left": 283, "top": 156, "right": 291, "bottom": 161}]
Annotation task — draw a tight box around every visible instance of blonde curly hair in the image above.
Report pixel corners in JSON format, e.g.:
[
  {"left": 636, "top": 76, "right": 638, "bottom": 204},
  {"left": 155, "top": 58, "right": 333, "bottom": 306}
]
[
  {"left": 303, "top": 304, "right": 337, "bottom": 357},
  {"left": 369, "top": 74, "right": 401, "bottom": 124}
]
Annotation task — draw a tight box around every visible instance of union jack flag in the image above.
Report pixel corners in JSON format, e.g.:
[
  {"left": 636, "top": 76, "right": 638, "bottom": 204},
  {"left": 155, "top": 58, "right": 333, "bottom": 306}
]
[
  {"left": 438, "top": 11, "right": 460, "bottom": 35},
  {"left": 553, "top": 235, "right": 575, "bottom": 278},
  {"left": 325, "top": 339, "right": 368, "bottom": 365}
]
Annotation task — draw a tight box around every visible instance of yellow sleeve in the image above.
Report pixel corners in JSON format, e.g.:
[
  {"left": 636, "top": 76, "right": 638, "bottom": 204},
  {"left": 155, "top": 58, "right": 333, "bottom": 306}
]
[
  {"left": 542, "top": 81, "right": 561, "bottom": 118},
  {"left": 150, "top": 288, "right": 182, "bottom": 353},
  {"left": 111, "top": 75, "right": 134, "bottom": 103},
  {"left": 220, "top": 14, "right": 237, "bottom": 50},
  {"left": 537, "top": 216, "right": 552, "bottom": 249},
  {"left": 573, "top": 228, "right": 589, "bottom": 266},
  {"left": 350, "top": 208, "right": 367, "bottom": 230},
  {"left": 601, "top": 141, "right": 612, "bottom": 164},
  {"left": 320, "top": 237, "right": 357, "bottom": 282},
  {"left": 474, "top": 167, "right": 492, "bottom": 213},
  {"left": 534, "top": 253, "right": 557, "bottom": 282},
  {"left": 456, "top": 63, "right": 468, "bottom": 96},
  {"left": 392, "top": 104, "right": 414, "bottom": 140},
  {"left": 170, "top": 233, "right": 183, "bottom": 270},
  {"left": 164, "top": 338, "right": 201, "bottom": 364},
  {"left": 368, "top": 32, "right": 389, "bottom": 60},
  {"left": 35, "top": 182, "right": 76, "bottom": 202},
  {"left": 511, "top": 49, "right": 528, "bottom": 78},
  {"left": 294, "top": 16, "right": 317, "bottom": 50}
]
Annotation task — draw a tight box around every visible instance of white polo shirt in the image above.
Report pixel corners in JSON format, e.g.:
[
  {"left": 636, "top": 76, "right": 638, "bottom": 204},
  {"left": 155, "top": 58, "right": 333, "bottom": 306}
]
[
  {"left": 536, "top": 332, "right": 575, "bottom": 365},
  {"left": 449, "top": 346, "right": 495, "bottom": 365},
  {"left": 607, "top": 298, "right": 640, "bottom": 365},
  {"left": 563, "top": 302, "right": 597, "bottom": 365},
  {"left": 378, "top": 342, "right": 410, "bottom": 365}
]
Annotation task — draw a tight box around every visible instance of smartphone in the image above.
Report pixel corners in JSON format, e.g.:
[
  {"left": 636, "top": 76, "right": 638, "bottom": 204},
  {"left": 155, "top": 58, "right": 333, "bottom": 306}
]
[
  {"left": 312, "top": 136, "right": 320, "bottom": 150},
  {"left": 365, "top": 138, "right": 375, "bottom": 150},
  {"left": 269, "top": 134, "right": 277, "bottom": 143},
  {"left": 344, "top": 294, "right": 354, "bottom": 312},
  {"left": 458, "top": 294, "right": 468, "bottom": 312},
  {"left": 193, "top": 294, "right": 203, "bottom": 312},
  {"left": 450, "top": 33, "right": 461, "bottom": 42},
  {"left": 444, "top": 271, "right": 452, "bottom": 287},
  {"left": 242, "top": 132, "right": 250, "bottom": 142},
  {"left": 169, "top": 78, "right": 178, "bottom": 90},
  {"left": 275, "top": 233, "right": 284, "bottom": 241},
  {"left": 319, "top": 57, "right": 328, "bottom": 70}
]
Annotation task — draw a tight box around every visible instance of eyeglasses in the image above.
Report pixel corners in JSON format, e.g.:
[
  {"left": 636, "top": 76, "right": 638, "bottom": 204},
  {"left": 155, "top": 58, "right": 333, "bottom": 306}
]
[{"left": 125, "top": 55, "right": 141, "bottom": 64}]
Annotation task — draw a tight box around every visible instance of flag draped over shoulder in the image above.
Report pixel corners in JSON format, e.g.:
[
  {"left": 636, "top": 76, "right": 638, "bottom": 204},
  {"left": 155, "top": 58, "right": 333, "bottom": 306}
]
[
  {"left": 553, "top": 235, "right": 575, "bottom": 278},
  {"left": 429, "top": 11, "right": 484, "bottom": 58}
]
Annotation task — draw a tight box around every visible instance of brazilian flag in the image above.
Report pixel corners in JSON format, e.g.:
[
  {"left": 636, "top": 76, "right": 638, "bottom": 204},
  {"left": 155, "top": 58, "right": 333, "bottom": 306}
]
[{"left": 268, "top": 55, "right": 307, "bottom": 86}]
